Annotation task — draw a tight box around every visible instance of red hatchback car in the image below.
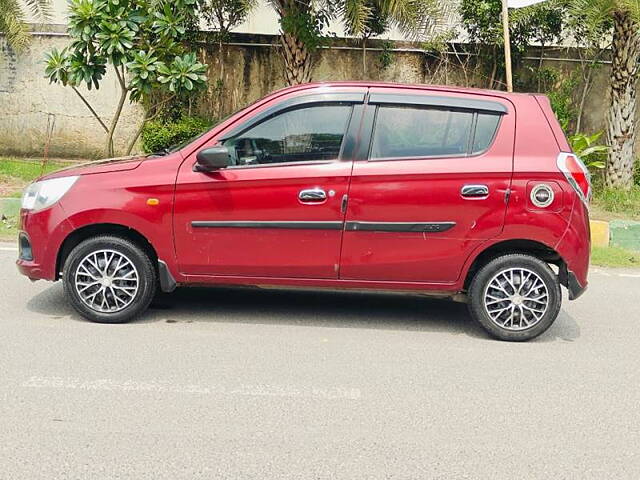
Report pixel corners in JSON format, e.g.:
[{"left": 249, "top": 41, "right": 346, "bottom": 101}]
[{"left": 17, "top": 82, "right": 591, "bottom": 341}]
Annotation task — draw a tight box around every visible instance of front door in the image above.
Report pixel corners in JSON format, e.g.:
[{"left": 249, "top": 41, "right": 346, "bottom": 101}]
[
  {"left": 340, "top": 88, "right": 515, "bottom": 284},
  {"left": 173, "top": 94, "right": 363, "bottom": 278}
]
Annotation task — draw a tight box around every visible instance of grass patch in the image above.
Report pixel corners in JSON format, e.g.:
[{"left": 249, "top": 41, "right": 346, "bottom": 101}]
[
  {"left": 0, "top": 157, "right": 67, "bottom": 181},
  {"left": 591, "top": 186, "right": 640, "bottom": 221},
  {"left": 0, "top": 157, "right": 69, "bottom": 198},
  {"left": 591, "top": 245, "right": 640, "bottom": 268},
  {"left": 0, "top": 216, "right": 18, "bottom": 242}
]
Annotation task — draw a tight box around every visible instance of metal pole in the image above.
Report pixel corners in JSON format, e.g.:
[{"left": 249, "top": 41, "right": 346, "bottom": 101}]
[{"left": 502, "top": 0, "right": 513, "bottom": 92}]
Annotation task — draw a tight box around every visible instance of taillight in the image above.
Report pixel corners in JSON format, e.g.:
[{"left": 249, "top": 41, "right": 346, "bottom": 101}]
[{"left": 557, "top": 152, "right": 591, "bottom": 204}]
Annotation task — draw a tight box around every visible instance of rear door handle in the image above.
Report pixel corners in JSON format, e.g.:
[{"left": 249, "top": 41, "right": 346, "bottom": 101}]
[
  {"left": 299, "top": 188, "right": 327, "bottom": 202},
  {"left": 461, "top": 184, "right": 489, "bottom": 198}
]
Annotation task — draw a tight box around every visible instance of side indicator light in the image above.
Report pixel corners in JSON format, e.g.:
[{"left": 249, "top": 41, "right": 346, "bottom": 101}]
[{"left": 147, "top": 198, "right": 160, "bottom": 206}]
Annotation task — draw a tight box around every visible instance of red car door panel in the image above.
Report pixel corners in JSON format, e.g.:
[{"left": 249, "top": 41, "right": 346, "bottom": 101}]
[
  {"left": 173, "top": 91, "right": 365, "bottom": 278},
  {"left": 340, "top": 88, "right": 515, "bottom": 284},
  {"left": 174, "top": 161, "right": 351, "bottom": 277}
]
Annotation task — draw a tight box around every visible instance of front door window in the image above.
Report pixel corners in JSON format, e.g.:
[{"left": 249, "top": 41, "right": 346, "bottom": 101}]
[{"left": 223, "top": 104, "right": 353, "bottom": 166}]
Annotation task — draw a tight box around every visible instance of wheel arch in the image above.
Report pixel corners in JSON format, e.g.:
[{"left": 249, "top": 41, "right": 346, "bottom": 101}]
[
  {"left": 55, "top": 223, "right": 159, "bottom": 280},
  {"left": 463, "top": 239, "right": 567, "bottom": 292}
]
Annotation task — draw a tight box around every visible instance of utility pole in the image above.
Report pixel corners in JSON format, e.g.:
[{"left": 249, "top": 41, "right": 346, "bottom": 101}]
[{"left": 502, "top": 0, "right": 513, "bottom": 92}]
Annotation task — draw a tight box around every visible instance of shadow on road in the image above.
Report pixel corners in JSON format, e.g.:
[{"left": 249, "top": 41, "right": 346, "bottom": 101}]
[{"left": 26, "top": 283, "right": 580, "bottom": 342}]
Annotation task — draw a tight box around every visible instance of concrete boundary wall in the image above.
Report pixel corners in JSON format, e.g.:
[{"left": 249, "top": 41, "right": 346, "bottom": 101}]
[{"left": 0, "top": 30, "right": 625, "bottom": 159}]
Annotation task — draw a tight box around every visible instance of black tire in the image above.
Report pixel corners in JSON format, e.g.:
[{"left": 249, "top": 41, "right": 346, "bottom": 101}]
[
  {"left": 62, "top": 235, "right": 157, "bottom": 323},
  {"left": 468, "top": 253, "right": 562, "bottom": 341}
]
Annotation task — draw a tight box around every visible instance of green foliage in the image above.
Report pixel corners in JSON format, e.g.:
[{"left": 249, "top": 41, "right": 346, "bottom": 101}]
[
  {"left": 141, "top": 116, "right": 213, "bottom": 153},
  {"left": 44, "top": 0, "right": 207, "bottom": 156},
  {"left": 592, "top": 186, "right": 640, "bottom": 220},
  {"left": 44, "top": 0, "right": 207, "bottom": 101},
  {"left": 545, "top": 69, "right": 578, "bottom": 131},
  {"left": 201, "top": 0, "right": 257, "bottom": 36},
  {"left": 461, "top": 0, "right": 565, "bottom": 50},
  {"left": 377, "top": 40, "right": 395, "bottom": 69},
  {"left": 343, "top": 0, "right": 440, "bottom": 41},
  {"left": 280, "top": 7, "right": 334, "bottom": 52},
  {"left": 460, "top": 0, "right": 566, "bottom": 87},
  {"left": 568, "top": 131, "right": 608, "bottom": 170}
]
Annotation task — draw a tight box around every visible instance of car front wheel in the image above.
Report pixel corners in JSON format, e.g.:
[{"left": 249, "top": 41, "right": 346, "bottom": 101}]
[
  {"left": 62, "top": 235, "right": 157, "bottom": 323},
  {"left": 468, "top": 254, "right": 562, "bottom": 341}
]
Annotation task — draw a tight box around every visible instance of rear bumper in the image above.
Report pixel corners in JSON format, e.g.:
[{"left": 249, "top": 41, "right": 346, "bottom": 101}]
[
  {"left": 555, "top": 200, "right": 590, "bottom": 299},
  {"left": 567, "top": 269, "right": 587, "bottom": 300}
]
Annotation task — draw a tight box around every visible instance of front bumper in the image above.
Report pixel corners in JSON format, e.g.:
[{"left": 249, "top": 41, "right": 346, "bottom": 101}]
[{"left": 15, "top": 205, "right": 74, "bottom": 281}]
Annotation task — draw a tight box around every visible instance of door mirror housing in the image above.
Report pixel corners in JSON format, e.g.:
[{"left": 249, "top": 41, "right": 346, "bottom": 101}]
[{"left": 195, "top": 146, "right": 231, "bottom": 171}]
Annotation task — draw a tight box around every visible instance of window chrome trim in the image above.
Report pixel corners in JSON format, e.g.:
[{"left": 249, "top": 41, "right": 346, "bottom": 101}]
[
  {"left": 220, "top": 92, "right": 366, "bottom": 141},
  {"left": 365, "top": 105, "right": 503, "bottom": 162},
  {"left": 368, "top": 93, "right": 508, "bottom": 114}
]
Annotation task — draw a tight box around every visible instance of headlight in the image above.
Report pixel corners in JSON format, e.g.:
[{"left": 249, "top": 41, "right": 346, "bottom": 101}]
[{"left": 21, "top": 176, "right": 79, "bottom": 212}]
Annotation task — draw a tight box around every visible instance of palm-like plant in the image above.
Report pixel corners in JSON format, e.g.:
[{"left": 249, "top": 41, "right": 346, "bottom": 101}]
[
  {"left": 568, "top": 0, "right": 640, "bottom": 189},
  {"left": 342, "top": 0, "right": 441, "bottom": 76},
  {"left": 0, "top": 0, "right": 50, "bottom": 52},
  {"left": 0, "top": 0, "right": 51, "bottom": 52},
  {"left": 269, "top": 0, "right": 442, "bottom": 85}
]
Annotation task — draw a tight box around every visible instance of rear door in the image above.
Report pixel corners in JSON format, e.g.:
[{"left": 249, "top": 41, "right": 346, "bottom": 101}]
[
  {"left": 173, "top": 89, "right": 365, "bottom": 278},
  {"left": 340, "top": 87, "right": 515, "bottom": 283}
]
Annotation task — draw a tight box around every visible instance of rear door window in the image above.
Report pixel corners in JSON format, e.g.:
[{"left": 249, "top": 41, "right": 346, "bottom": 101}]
[{"left": 369, "top": 105, "right": 501, "bottom": 160}]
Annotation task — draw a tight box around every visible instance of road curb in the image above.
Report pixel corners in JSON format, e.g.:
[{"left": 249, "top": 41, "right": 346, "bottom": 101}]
[
  {"left": 590, "top": 219, "right": 640, "bottom": 252},
  {"left": 590, "top": 220, "right": 610, "bottom": 248},
  {"left": 609, "top": 220, "right": 640, "bottom": 252}
]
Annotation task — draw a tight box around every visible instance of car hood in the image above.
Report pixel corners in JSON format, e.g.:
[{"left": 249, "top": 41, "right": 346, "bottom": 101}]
[{"left": 39, "top": 155, "right": 145, "bottom": 181}]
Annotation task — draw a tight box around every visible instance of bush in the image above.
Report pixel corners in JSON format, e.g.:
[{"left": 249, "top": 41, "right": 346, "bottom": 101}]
[
  {"left": 592, "top": 186, "right": 640, "bottom": 220},
  {"left": 142, "top": 116, "right": 213, "bottom": 154}
]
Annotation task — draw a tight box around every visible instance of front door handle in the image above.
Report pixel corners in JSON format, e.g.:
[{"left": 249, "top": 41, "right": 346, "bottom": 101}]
[
  {"left": 461, "top": 184, "right": 489, "bottom": 198},
  {"left": 299, "top": 188, "right": 327, "bottom": 202}
]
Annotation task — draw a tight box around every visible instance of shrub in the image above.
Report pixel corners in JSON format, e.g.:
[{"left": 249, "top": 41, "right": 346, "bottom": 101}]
[
  {"left": 568, "top": 131, "right": 608, "bottom": 171},
  {"left": 142, "top": 116, "right": 213, "bottom": 154}
]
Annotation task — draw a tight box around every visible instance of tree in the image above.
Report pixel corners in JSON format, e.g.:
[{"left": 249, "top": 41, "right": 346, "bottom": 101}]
[
  {"left": 269, "top": 0, "right": 442, "bottom": 85},
  {"left": 44, "top": 0, "right": 208, "bottom": 157},
  {"left": 342, "top": 0, "right": 441, "bottom": 77},
  {"left": 460, "top": 0, "right": 565, "bottom": 89},
  {"left": 1, "top": 0, "right": 50, "bottom": 52},
  {"left": 568, "top": 0, "right": 640, "bottom": 189},
  {"left": 201, "top": 0, "right": 257, "bottom": 113}
]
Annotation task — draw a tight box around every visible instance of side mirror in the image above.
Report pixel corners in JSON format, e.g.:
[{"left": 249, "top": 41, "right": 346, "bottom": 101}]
[{"left": 195, "top": 146, "right": 231, "bottom": 171}]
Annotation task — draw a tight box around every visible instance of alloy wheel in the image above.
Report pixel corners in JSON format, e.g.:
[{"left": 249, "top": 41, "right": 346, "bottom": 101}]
[
  {"left": 74, "top": 249, "right": 139, "bottom": 313},
  {"left": 482, "top": 267, "right": 549, "bottom": 331}
]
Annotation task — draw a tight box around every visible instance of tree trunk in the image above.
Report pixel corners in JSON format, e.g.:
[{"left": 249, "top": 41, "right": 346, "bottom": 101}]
[
  {"left": 362, "top": 37, "right": 367, "bottom": 78},
  {"left": 280, "top": 32, "right": 312, "bottom": 85},
  {"left": 606, "top": 12, "right": 640, "bottom": 189}
]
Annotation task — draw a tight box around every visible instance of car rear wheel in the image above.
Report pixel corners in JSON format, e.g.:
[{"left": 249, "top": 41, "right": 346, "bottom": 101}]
[
  {"left": 62, "top": 235, "right": 157, "bottom": 323},
  {"left": 468, "top": 254, "right": 562, "bottom": 341}
]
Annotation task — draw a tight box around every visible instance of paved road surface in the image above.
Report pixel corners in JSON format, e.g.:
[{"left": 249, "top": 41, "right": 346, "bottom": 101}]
[{"left": 1, "top": 243, "right": 639, "bottom": 479}]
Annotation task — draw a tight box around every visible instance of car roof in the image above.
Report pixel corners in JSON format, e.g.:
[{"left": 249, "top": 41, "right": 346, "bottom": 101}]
[{"left": 269, "top": 81, "right": 535, "bottom": 100}]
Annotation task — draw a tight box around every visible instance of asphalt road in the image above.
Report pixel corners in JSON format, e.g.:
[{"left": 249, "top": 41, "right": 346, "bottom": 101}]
[{"left": 1, "top": 243, "right": 640, "bottom": 479}]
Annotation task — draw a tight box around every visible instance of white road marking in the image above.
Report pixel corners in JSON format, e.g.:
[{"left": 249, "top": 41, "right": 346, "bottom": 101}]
[
  {"left": 0, "top": 247, "right": 18, "bottom": 252},
  {"left": 21, "top": 375, "right": 362, "bottom": 400}
]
